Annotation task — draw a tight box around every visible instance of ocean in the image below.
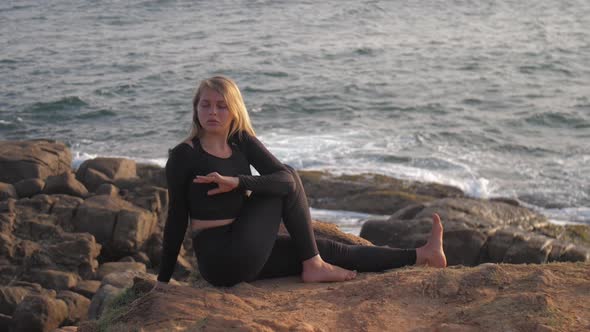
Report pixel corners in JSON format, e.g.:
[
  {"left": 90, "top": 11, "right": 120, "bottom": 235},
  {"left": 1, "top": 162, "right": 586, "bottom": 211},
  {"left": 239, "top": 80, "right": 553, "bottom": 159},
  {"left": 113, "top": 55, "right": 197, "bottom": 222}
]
[{"left": 1, "top": 0, "right": 589, "bottom": 233}]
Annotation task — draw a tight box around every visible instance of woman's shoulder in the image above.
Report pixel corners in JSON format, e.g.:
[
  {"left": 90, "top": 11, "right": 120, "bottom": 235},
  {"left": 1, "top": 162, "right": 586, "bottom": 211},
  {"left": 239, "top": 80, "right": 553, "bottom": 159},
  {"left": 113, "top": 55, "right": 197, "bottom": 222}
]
[
  {"left": 168, "top": 140, "right": 195, "bottom": 158},
  {"left": 230, "top": 131, "right": 257, "bottom": 146}
]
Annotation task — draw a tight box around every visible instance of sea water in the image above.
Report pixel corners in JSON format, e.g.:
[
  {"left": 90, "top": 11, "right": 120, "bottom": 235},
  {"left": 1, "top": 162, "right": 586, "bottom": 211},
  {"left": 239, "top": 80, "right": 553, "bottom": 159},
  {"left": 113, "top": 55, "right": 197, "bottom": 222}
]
[{"left": 1, "top": 0, "right": 589, "bottom": 234}]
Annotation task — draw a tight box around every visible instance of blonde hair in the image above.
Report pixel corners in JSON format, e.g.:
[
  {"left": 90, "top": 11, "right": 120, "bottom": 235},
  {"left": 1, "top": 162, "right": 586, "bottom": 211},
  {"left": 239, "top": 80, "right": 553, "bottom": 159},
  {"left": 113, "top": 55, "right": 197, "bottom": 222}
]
[{"left": 184, "top": 76, "right": 255, "bottom": 143}]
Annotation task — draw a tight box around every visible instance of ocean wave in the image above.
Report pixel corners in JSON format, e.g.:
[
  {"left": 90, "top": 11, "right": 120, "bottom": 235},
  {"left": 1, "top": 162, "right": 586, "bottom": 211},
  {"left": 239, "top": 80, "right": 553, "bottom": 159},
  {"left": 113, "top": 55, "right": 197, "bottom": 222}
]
[
  {"left": 0, "top": 120, "right": 17, "bottom": 129},
  {"left": 523, "top": 112, "right": 589, "bottom": 129},
  {"left": 0, "top": 59, "right": 18, "bottom": 64},
  {"left": 492, "top": 143, "right": 556, "bottom": 156},
  {"left": 24, "top": 96, "right": 88, "bottom": 116},
  {"left": 75, "top": 109, "right": 117, "bottom": 120},
  {"left": 530, "top": 205, "right": 590, "bottom": 225},
  {"left": 518, "top": 63, "right": 574, "bottom": 77}
]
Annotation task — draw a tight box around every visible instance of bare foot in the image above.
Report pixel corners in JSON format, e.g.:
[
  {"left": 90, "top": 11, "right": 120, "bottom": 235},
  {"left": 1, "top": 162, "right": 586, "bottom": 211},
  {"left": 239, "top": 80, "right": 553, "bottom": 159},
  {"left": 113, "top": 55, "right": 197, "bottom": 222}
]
[
  {"left": 301, "top": 255, "right": 357, "bottom": 283},
  {"left": 415, "top": 213, "right": 447, "bottom": 268}
]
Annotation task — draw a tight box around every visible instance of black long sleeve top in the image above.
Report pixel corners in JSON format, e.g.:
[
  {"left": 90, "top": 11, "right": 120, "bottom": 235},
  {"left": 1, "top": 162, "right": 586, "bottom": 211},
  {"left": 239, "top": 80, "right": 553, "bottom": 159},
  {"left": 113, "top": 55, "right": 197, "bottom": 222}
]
[{"left": 157, "top": 132, "right": 295, "bottom": 283}]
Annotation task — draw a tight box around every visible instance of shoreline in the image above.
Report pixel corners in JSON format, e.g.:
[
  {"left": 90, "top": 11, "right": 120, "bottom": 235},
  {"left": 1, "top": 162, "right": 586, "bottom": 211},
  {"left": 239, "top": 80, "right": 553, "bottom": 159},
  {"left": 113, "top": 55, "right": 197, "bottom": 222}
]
[
  {"left": 68, "top": 149, "right": 590, "bottom": 227},
  {"left": 1, "top": 138, "right": 588, "bottom": 331}
]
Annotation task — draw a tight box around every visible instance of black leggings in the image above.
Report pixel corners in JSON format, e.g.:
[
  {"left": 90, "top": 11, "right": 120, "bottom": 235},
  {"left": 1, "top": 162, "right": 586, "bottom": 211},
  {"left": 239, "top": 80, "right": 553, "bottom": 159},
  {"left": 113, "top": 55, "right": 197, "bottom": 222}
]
[{"left": 193, "top": 165, "right": 417, "bottom": 287}]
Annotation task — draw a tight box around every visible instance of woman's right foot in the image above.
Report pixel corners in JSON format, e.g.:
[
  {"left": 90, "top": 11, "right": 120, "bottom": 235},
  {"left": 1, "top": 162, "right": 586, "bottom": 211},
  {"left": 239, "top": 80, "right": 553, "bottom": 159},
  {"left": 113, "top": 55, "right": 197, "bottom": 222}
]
[
  {"left": 301, "top": 255, "right": 357, "bottom": 283},
  {"left": 415, "top": 213, "right": 447, "bottom": 268}
]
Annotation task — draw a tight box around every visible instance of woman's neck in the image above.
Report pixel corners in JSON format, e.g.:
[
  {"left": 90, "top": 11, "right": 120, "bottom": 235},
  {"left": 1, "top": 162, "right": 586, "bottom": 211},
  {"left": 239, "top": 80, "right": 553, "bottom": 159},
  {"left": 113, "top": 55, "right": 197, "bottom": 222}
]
[{"left": 199, "top": 133, "right": 229, "bottom": 150}]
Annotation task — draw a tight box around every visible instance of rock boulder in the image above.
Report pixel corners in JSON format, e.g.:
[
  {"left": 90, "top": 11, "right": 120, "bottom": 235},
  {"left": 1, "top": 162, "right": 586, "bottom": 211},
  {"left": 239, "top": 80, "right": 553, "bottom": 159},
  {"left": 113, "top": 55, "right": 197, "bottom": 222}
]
[{"left": 0, "top": 140, "right": 71, "bottom": 184}]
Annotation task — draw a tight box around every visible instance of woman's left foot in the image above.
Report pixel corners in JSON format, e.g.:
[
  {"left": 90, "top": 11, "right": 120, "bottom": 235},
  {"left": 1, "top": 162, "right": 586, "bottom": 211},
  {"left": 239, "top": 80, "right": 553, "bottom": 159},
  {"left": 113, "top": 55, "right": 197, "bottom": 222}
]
[
  {"left": 415, "top": 213, "right": 447, "bottom": 268},
  {"left": 301, "top": 255, "right": 357, "bottom": 283}
]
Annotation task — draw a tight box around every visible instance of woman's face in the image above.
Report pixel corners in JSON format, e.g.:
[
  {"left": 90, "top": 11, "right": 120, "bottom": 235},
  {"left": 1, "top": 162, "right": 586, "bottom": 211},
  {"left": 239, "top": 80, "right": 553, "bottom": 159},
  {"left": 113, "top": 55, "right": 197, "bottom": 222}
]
[{"left": 196, "top": 87, "right": 233, "bottom": 136}]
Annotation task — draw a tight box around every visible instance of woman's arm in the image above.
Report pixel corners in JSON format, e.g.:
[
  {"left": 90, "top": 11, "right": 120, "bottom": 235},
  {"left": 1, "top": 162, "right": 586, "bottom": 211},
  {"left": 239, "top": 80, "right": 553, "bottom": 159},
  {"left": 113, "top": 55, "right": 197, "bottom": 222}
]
[
  {"left": 236, "top": 133, "right": 295, "bottom": 195},
  {"left": 157, "top": 145, "right": 191, "bottom": 283}
]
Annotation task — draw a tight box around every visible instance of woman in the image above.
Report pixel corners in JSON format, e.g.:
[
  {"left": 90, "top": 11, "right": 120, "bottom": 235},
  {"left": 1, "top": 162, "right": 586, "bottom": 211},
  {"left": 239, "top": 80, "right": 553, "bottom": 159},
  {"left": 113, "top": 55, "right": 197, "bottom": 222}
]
[{"left": 155, "top": 76, "right": 446, "bottom": 288}]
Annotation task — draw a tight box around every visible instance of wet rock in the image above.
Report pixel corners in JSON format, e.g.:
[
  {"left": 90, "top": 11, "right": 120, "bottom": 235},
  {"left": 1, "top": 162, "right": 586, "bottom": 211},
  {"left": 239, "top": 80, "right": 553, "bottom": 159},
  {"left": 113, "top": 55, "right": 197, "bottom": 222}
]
[
  {"left": 136, "top": 162, "right": 167, "bottom": 189},
  {"left": 0, "top": 139, "right": 72, "bottom": 184},
  {"left": 53, "top": 327, "right": 79, "bottom": 332},
  {"left": 131, "top": 252, "right": 151, "bottom": 267},
  {"left": 72, "top": 280, "right": 101, "bottom": 300},
  {"left": 49, "top": 194, "right": 84, "bottom": 232},
  {"left": 11, "top": 294, "right": 68, "bottom": 332},
  {"left": 118, "top": 256, "right": 135, "bottom": 263},
  {"left": 0, "top": 233, "right": 15, "bottom": 258},
  {"left": 10, "top": 223, "right": 101, "bottom": 280},
  {"left": 24, "top": 269, "right": 79, "bottom": 290},
  {"left": 143, "top": 232, "right": 163, "bottom": 268},
  {"left": 313, "top": 220, "right": 373, "bottom": 246},
  {"left": 0, "top": 182, "right": 17, "bottom": 200},
  {"left": 0, "top": 280, "right": 47, "bottom": 316},
  {"left": 15, "top": 194, "right": 53, "bottom": 215},
  {"left": 73, "top": 195, "right": 156, "bottom": 257},
  {"left": 0, "top": 286, "right": 31, "bottom": 315},
  {"left": 97, "top": 262, "right": 146, "bottom": 280},
  {"left": 13, "top": 178, "right": 45, "bottom": 198},
  {"left": 87, "top": 284, "right": 123, "bottom": 320},
  {"left": 299, "top": 170, "right": 464, "bottom": 215},
  {"left": 42, "top": 172, "right": 88, "bottom": 198},
  {"left": 76, "top": 158, "right": 137, "bottom": 192},
  {"left": 559, "top": 244, "right": 590, "bottom": 262},
  {"left": 172, "top": 255, "right": 194, "bottom": 281},
  {"left": 56, "top": 290, "right": 90, "bottom": 325},
  {"left": 361, "top": 199, "right": 589, "bottom": 265},
  {"left": 503, "top": 233, "right": 553, "bottom": 264},
  {"left": 101, "top": 271, "right": 156, "bottom": 289},
  {"left": 95, "top": 183, "right": 119, "bottom": 196}
]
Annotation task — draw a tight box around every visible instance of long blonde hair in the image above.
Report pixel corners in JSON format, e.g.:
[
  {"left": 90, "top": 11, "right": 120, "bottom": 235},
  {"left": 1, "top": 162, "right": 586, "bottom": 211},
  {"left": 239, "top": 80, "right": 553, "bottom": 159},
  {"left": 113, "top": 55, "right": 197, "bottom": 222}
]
[{"left": 184, "top": 76, "right": 255, "bottom": 143}]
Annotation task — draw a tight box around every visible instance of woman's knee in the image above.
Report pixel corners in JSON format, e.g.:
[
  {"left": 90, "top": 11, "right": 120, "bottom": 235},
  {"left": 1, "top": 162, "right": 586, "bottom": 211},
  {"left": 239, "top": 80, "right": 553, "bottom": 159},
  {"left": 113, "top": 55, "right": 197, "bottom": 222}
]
[
  {"left": 283, "top": 164, "right": 300, "bottom": 193},
  {"left": 283, "top": 164, "right": 298, "bottom": 179}
]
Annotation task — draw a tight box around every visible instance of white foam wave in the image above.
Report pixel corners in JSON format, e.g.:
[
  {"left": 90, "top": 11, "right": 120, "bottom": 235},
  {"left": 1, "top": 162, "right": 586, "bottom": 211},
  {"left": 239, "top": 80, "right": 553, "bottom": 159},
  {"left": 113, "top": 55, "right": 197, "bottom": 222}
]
[
  {"left": 68, "top": 142, "right": 588, "bottom": 226},
  {"left": 71, "top": 150, "right": 166, "bottom": 170},
  {"left": 72, "top": 151, "right": 98, "bottom": 170},
  {"left": 310, "top": 208, "right": 384, "bottom": 236},
  {"left": 540, "top": 207, "right": 590, "bottom": 225}
]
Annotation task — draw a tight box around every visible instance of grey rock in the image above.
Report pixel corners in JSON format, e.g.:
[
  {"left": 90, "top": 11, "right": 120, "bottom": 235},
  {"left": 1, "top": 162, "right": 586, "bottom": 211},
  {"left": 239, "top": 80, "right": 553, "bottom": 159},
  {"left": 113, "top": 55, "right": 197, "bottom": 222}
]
[{"left": 87, "top": 284, "right": 123, "bottom": 320}]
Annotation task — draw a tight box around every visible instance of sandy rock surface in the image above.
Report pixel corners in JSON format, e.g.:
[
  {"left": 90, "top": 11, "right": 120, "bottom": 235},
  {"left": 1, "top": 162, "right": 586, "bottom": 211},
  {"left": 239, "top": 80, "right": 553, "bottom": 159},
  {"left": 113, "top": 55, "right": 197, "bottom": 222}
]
[{"left": 80, "top": 262, "right": 590, "bottom": 332}]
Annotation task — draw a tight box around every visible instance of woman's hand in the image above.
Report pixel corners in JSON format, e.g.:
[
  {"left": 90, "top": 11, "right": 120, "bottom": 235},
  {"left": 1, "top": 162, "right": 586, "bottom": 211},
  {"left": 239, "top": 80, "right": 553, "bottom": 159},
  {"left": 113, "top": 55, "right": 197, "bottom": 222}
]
[{"left": 193, "top": 172, "right": 239, "bottom": 195}]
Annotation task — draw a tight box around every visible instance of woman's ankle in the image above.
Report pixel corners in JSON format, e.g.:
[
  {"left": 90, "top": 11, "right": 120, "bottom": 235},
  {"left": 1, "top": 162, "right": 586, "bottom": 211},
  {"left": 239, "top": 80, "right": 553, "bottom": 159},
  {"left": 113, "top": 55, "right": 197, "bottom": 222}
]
[{"left": 302, "top": 254, "right": 323, "bottom": 269}]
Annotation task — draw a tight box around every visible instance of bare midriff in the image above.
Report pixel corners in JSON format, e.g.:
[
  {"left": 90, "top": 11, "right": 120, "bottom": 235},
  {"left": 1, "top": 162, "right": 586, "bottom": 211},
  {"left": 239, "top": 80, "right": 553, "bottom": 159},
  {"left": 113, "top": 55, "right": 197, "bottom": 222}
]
[{"left": 190, "top": 218, "right": 235, "bottom": 233}]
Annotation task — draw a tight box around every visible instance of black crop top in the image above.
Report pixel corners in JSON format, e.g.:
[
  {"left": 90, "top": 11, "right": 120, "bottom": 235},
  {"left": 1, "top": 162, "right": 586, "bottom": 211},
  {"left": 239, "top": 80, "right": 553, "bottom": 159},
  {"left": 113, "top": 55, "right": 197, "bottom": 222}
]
[{"left": 157, "top": 132, "right": 295, "bottom": 282}]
